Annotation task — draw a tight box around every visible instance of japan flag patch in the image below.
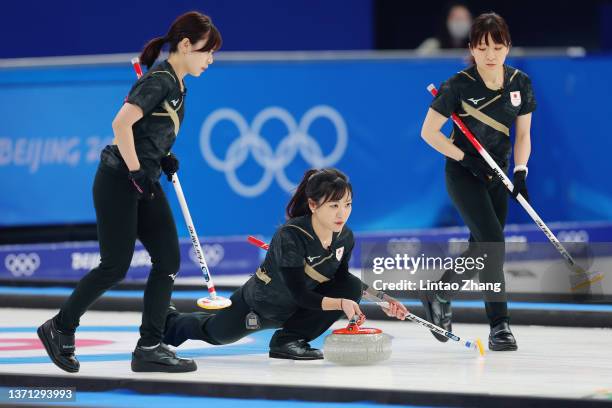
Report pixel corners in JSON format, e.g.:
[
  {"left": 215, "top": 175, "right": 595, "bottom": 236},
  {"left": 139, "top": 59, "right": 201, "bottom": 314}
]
[
  {"left": 336, "top": 246, "right": 344, "bottom": 261},
  {"left": 510, "top": 91, "right": 522, "bottom": 107}
]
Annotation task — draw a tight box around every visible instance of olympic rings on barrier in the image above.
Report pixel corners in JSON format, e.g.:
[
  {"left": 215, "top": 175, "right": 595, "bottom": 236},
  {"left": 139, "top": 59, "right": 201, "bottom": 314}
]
[
  {"left": 189, "top": 244, "right": 225, "bottom": 268},
  {"left": 200, "top": 106, "right": 348, "bottom": 197},
  {"left": 5, "top": 253, "right": 40, "bottom": 277}
]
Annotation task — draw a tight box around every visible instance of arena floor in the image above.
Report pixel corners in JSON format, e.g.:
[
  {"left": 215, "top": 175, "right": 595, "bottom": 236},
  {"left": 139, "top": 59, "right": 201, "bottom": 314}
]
[{"left": 1, "top": 307, "right": 611, "bottom": 407}]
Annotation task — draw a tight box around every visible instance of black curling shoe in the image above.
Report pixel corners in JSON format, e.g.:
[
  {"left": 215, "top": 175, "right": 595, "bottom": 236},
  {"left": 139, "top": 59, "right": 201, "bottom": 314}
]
[
  {"left": 419, "top": 291, "right": 452, "bottom": 342},
  {"left": 131, "top": 343, "right": 197, "bottom": 372},
  {"left": 37, "top": 318, "right": 80, "bottom": 373},
  {"left": 488, "top": 321, "right": 518, "bottom": 351},
  {"left": 269, "top": 339, "right": 324, "bottom": 360}
]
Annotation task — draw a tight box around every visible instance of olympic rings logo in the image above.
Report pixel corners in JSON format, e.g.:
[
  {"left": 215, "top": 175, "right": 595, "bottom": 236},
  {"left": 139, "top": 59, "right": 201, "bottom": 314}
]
[
  {"left": 189, "top": 244, "right": 225, "bottom": 267},
  {"left": 200, "top": 106, "right": 348, "bottom": 197},
  {"left": 558, "top": 230, "right": 589, "bottom": 243},
  {"left": 4, "top": 253, "right": 40, "bottom": 277}
]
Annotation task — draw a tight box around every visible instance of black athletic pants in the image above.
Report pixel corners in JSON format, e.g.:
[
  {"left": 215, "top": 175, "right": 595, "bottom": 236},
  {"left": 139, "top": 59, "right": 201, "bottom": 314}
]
[
  {"left": 437, "top": 160, "right": 509, "bottom": 326},
  {"left": 54, "top": 165, "right": 180, "bottom": 347},
  {"left": 163, "top": 272, "right": 363, "bottom": 348}
]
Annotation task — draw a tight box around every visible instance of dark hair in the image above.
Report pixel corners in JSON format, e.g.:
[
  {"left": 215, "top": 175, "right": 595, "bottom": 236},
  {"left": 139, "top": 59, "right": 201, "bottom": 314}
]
[
  {"left": 140, "top": 11, "right": 222, "bottom": 69},
  {"left": 286, "top": 168, "right": 353, "bottom": 219},
  {"left": 469, "top": 12, "right": 511, "bottom": 49}
]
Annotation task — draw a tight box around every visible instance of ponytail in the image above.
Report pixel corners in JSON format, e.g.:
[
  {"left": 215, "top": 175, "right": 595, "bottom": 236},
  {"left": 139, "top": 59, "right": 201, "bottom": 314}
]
[
  {"left": 286, "top": 168, "right": 353, "bottom": 219},
  {"left": 139, "top": 37, "right": 166, "bottom": 69},
  {"left": 286, "top": 169, "right": 319, "bottom": 219}
]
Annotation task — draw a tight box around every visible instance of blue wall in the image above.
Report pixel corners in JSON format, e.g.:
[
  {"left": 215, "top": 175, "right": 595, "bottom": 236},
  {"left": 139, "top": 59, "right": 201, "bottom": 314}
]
[
  {"left": 1, "top": 56, "right": 610, "bottom": 237},
  {"left": 0, "top": 0, "right": 373, "bottom": 58}
]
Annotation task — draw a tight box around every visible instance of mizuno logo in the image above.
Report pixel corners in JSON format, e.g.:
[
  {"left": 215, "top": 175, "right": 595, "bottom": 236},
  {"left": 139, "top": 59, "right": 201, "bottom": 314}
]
[
  {"left": 468, "top": 97, "right": 486, "bottom": 105},
  {"left": 171, "top": 98, "right": 179, "bottom": 107},
  {"left": 307, "top": 256, "right": 321, "bottom": 263},
  {"left": 168, "top": 273, "right": 177, "bottom": 281}
]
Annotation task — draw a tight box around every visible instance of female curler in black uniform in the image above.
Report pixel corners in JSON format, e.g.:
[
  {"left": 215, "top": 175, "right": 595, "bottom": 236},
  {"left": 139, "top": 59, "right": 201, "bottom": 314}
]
[
  {"left": 38, "top": 11, "right": 222, "bottom": 373},
  {"left": 420, "top": 12, "right": 536, "bottom": 351},
  {"left": 163, "top": 169, "right": 409, "bottom": 360}
]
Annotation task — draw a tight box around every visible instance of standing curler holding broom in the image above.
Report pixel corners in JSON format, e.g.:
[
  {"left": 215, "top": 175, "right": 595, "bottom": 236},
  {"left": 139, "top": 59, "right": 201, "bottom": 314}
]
[
  {"left": 420, "top": 12, "right": 536, "bottom": 351},
  {"left": 37, "top": 11, "right": 222, "bottom": 373}
]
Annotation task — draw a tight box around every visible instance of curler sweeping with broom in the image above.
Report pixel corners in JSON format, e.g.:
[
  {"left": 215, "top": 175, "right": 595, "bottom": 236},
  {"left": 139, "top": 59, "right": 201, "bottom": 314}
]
[
  {"left": 420, "top": 12, "right": 536, "bottom": 351},
  {"left": 163, "top": 168, "right": 408, "bottom": 360},
  {"left": 37, "top": 11, "right": 222, "bottom": 373}
]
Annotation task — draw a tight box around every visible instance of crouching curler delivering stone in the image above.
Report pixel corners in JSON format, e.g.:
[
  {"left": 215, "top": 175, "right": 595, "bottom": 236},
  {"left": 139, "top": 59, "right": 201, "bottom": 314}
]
[{"left": 163, "top": 168, "right": 408, "bottom": 360}]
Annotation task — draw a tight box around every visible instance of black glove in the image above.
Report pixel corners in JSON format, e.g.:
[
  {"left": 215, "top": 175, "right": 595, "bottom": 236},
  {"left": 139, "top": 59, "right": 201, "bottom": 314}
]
[
  {"left": 128, "top": 169, "right": 156, "bottom": 200},
  {"left": 160, "top": 153, "right": 179, "bottom": 182},
  {"left": 459, "top": 151, "right": 495, "bottom": 183},
  {"left": 511, "top": 170, "right": 529, "bottom": 202}
]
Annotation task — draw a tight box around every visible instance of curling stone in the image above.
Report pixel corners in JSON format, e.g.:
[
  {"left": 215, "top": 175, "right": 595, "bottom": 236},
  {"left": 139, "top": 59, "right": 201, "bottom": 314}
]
[{"left": 323, "top": 320, "right": 392, "bottom": 365}]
